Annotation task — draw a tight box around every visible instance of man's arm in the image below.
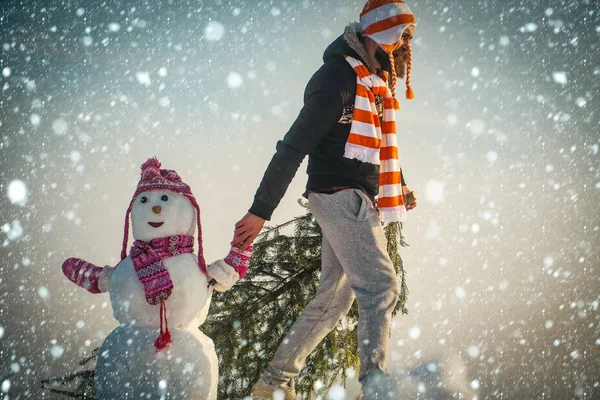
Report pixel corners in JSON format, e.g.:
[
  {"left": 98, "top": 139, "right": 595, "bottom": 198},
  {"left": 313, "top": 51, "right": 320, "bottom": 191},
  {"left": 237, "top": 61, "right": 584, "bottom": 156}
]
[{"left": 233, "top": 61, "right": 353, "bottom": 248}]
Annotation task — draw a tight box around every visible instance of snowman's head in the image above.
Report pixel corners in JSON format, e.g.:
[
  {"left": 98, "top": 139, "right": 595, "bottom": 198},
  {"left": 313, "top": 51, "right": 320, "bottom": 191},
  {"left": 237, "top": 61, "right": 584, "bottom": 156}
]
[
  {"left": 130, "top": 189, "right": 196, "bottom": 242},
  {"left": 120, "top": 157, "right": 207, "bottom": 275}
]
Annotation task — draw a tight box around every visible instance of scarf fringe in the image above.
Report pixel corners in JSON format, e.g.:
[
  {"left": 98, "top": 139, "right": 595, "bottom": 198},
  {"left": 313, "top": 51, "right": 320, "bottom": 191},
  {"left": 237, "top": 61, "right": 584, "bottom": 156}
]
[
  {"left": 379, "top": 206, "right": 408, "bottom": 224},
  {"left": 344, "top": 145, "right": 381, "bottom": 165}
]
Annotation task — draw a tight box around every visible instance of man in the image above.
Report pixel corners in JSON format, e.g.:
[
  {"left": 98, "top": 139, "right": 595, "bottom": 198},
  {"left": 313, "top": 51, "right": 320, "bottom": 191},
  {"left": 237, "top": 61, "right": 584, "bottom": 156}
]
[{"left": 232, "top": 1, "right": 418, "bottom": 398}]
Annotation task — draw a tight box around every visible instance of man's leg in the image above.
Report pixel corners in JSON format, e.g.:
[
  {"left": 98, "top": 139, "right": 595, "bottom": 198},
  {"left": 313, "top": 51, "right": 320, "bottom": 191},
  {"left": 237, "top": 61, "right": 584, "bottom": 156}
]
[
  {"left": 260, "top": 235, "right": 355, "bottom": 387},
  {"left": 308, "top": 189, "right": 399, "bottom": 385}
]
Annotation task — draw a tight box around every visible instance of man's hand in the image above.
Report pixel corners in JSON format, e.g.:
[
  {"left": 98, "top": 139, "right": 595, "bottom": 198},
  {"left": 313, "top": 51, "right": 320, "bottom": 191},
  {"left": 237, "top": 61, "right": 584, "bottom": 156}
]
[
  {"left": 231, "top": 212, "right": 266, "bottom": 251},
  {"left": 402, "top": 186, "right": 417, "bottom": 211}
]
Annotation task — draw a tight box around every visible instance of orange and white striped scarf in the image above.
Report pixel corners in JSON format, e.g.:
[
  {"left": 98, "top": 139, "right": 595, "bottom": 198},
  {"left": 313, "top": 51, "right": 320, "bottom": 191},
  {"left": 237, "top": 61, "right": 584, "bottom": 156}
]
[{"left": 344, "top": 55, "right": 407, "bottom": 223}]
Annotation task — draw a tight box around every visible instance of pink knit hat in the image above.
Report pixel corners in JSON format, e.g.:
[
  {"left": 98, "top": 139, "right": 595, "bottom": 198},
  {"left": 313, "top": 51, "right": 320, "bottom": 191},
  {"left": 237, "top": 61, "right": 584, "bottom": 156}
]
[{"left": 121, "top": 157, "right": 207, "bottom": 275}]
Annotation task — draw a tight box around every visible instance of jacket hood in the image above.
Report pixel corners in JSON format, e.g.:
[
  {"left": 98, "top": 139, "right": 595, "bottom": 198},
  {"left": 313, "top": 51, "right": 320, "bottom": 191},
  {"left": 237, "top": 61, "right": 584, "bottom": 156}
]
[{"left": 323, "top": 22, "right": 391, "bottom": 75}]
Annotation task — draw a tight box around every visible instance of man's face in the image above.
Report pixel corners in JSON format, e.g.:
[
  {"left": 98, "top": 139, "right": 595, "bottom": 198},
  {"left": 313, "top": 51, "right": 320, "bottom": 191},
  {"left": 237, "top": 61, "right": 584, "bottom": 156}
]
[{"left": 392, "top": 26, "right": 414, "bottom": 79}]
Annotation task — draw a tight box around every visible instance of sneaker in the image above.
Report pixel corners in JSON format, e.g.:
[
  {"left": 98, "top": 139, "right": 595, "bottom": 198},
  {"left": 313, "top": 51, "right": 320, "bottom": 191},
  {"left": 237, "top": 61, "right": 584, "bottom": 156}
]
[{"left": 251, "top": 377, "right": 299, "bottom": 400}]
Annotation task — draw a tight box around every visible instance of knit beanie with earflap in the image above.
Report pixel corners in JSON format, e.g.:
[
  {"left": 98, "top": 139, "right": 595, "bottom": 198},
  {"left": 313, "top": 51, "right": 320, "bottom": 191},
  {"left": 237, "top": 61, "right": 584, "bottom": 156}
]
[
  {"left": 360, "top": 0, "right": 417, "bottom": 99},
  {"left": 121, "top": 157, "right": 207, "bottom": 275}
]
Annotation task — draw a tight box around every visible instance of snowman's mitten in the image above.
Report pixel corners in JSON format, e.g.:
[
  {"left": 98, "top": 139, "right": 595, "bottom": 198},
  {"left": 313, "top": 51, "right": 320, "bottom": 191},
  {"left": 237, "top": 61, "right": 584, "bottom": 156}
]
[
  {"left": 207, "top": 259, "right": 240, "bottom": 292},
  {"left": 62, "top": 258, "right": 106, "bottom": 294},
  {"left": 223, "top": 244, "right": 253, "bottom": 279}
]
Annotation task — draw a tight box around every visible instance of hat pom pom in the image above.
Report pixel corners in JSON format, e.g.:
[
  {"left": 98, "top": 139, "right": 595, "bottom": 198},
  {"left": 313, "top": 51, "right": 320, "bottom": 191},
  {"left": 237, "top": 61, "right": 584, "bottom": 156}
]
[
  {"left": 141, "top": 157, "right": 161, "bottom": 171},
  {"left": 406, "top": 87, "right": 415, "bottom": 100},
  {"left": 141, "top": 157, "right": 162, "bottom": 179}
]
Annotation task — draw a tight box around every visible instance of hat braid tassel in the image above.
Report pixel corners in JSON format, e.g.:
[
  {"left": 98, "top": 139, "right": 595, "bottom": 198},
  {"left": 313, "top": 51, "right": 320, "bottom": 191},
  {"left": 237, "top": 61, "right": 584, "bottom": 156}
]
[{"left": 406, "top": 43, "right": 415, "bottom": 100}]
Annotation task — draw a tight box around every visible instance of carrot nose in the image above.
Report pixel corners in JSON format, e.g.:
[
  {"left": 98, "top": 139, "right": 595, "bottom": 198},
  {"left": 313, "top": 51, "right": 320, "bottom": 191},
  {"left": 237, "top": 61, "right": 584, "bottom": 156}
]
[{"left": 152, "top": 206, "right": 162, "bottom": 214}]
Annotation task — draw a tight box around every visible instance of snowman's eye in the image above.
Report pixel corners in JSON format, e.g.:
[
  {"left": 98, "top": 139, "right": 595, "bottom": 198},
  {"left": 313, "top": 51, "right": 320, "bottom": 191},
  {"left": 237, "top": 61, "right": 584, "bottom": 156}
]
[
  {"left": 161, "top": 195, "right": 169, "bottom": 201},
  {"left": 140, "top": 196, "right": 148, "bottom": 203}
]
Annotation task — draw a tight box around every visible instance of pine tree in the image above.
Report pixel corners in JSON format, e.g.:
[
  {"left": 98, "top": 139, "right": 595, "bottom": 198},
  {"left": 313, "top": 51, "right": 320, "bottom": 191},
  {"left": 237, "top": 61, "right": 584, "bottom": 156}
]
[
  {"left": 205, "top": 201, "right": 409, "bottom": 399},
  {"left": 42, "top": 202, "right": 409, "bottom": 399}
]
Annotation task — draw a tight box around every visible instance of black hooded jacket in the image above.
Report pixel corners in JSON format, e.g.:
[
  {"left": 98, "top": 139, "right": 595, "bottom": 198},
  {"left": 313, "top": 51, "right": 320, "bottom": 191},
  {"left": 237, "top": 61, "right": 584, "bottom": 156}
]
[{"left": 249, "top": 29, "right": 408, "bottom": 221}]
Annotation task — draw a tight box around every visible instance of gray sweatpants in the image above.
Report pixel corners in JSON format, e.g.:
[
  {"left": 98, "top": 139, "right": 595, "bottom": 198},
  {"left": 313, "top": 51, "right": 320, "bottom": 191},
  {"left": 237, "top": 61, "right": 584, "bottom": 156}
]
[{"left": 262, "top": 189, "right": 400, "bottom": 387}]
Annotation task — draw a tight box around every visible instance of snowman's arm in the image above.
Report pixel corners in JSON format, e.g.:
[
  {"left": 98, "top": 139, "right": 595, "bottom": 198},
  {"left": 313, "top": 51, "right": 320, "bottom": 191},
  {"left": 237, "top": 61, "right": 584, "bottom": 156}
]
[
  {"left": 207, "top": 245, "right": 253, "bottom": 292},
  {"left": 62, "top": 258, "right": 115, "bottom": 294}
]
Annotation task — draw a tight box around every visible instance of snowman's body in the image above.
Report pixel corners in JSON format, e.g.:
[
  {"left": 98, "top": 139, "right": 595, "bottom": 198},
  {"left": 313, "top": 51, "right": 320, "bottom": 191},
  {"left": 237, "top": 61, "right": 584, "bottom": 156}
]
[{"left": 93, "top": 189, "right": 218, "bottom": 399}]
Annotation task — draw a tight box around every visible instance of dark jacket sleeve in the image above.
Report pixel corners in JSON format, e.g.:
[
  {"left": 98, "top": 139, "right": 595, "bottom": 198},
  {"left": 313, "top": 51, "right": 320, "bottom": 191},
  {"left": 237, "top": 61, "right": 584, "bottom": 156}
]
[{"left": 249, "top": 61, "right": 353, "bottom": 220}]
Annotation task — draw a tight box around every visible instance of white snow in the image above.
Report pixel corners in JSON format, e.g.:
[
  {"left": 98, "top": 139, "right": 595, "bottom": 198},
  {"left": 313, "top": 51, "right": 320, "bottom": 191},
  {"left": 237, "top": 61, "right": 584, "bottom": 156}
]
[
  {"left": 108, "top": 23, "right": 121, "bottom": 32},
  {"left": 455, "top": 287, "right": 466, "bottom": 299},
  {"left": 76, "top": 8, "right": 85, "bottom": 17},
  {"left": 158, "top": 379, "right": 167, "bottom": 390},
  {"left": 136, "top": 72, "right": 151, "bottom": 86},
  {"left": 82, "top": 36, "right": 93, "bottom": 47},
  {"left": 52, "top": 118, "right": 68, "bottom": 135},
  {"left": 5, "top": 220, "right": 23, "bottom": 241},
  {"left": 0, "top": 326, "right": 4, "bottom": 339},
  {"left": 2, "top": 67, "right": 10, "bottom": 77},
  {"left": 159, "top": 97, "right": 170, "bottom": 107},
  {"left": 575, "top": 97, "right": 586, "bottom": 107},
  {"left": 424, "top": 180, "right": 445, "bottom": 204},
  {"left": 499, "top": 36, "right": 510, "bottom": 46},
  {"left": 38, "top": 286, "right": 49, "bottom": 299},
  {"left": 425, "top": 220, "right": 441, "bottom": 240},
  {"left": 271, "top": 8, "right": 281, "bottom": 17},
  {"left": 552, "top": 72, "right": 567, "bottom": 85},
  {"left": 158, "top": 67, "right": 168, "bottom": 77},
  {"left": 543, "top": 256, "right": 555, "bottom": 268},
  {"left": 328, "top": 385, "right": 346, "bottom": 400},
  {"left": 7, "top": 179, "right": 27, "bottom": 206},
  {"left": 471, "top": 379, "right": 480, "bottom": 390},
  {"left": 30, "top": 113, "right": 41, "bottom": 126},
  {"left": 524, "top": 23, "right": 538, "bottom": 32},
  {"left": 545, "top": 320, "right": 553, "bottom": 329},
  {"left": 486, "top": 151, "right": 498, "bottom": 162},
  {"left": 227, "top": 72, "right": 243, "bottom": 89},
  {"left": 70, "top": 151, "right": 81, "bottom": 163},
  {"left": 467, "top": 345, "right": 480, "bottom": 358},
  {"left": 1, "top": 380, "right": 10, "bottom": 393},
  {"left": 471, "top": 67, "right": 480, "bottom": 77},
  {"left": 467, "top": 118, "right": 485, "bottom": 135},
  {"left": 50, "top": 345, "right": 64, "bottom": 358},
  {"left": 409, "top": 326, "right": 421, "bottom": 339},
  {"left": 204, "top": 21, "right": 225, "bottom": 42}
]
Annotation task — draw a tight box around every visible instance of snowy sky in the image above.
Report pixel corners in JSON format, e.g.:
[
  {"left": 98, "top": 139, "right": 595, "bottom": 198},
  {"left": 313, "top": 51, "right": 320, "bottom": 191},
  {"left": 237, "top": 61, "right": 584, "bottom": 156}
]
[{"left": 1, "top": 0, "right": 598, "bottom": 398}]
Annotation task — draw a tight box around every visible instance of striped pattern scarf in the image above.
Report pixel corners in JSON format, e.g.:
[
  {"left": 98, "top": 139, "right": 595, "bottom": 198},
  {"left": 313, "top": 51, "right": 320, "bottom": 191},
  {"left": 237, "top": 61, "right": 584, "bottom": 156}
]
[
  {"left": 130, "top": 235, "right": 195, "bottom": 305},
  {"left": 344, "top": 55, "right": 407, "bottom": 223}
]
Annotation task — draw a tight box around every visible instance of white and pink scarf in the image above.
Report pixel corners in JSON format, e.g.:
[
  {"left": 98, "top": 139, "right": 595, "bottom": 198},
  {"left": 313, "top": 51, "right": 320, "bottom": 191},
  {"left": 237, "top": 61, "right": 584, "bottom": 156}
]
[{"left": 344, "top": 55, "right": 407, "bottom": 223}]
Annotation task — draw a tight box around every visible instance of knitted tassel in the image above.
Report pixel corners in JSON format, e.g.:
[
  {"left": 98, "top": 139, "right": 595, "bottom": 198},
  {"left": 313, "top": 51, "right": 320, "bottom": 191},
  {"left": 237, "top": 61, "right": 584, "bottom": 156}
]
[
  {"left": 388, "top": 51, "right": 398, "bottom": 99},
  {"left": 154, "top": 301, "right": 172, "bottom": 351},
  {"left": 405, "top": 43, "right": 415, "bottom": 100}
]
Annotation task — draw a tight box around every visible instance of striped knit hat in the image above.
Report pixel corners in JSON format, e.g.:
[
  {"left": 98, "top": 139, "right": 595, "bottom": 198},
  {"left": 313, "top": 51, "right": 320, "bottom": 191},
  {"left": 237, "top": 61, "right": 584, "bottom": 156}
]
[{"left": 360, "top": 0, "right": 416, "bottom": 99}]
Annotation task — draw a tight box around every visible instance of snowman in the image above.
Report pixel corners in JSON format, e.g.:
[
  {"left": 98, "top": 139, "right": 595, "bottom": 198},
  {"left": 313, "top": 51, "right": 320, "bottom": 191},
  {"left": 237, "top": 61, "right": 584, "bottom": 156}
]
[{"left": 62, "top": 158, "right": 251, "bottom": 399}]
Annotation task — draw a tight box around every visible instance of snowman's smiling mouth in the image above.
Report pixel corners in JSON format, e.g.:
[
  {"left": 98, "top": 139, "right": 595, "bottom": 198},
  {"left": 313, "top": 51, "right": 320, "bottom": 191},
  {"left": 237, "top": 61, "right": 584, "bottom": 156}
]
[{"left": 148, "top": 222, "right": 164, "bottom": 228}]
